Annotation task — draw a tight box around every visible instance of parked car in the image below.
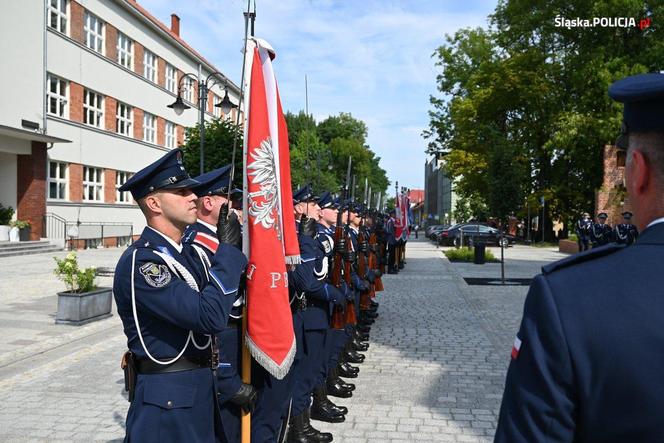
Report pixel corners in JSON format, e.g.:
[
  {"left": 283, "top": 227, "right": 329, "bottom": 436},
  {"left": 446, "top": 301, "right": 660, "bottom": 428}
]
[
  {"left": 425, "top": 224, "right": 442, "bottom": 238},
  {"left": 429, "top": 225, "right": 449, "bottom": 241},
  {"left": 437, "top": 223, "right": 515, "bottom": 247}
]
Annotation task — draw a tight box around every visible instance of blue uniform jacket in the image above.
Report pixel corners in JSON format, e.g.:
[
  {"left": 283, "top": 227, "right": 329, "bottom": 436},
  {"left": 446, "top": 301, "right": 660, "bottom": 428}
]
[
  {"left": 113, "top": 227, "right": 246, "bottom": 443},
  {"left": 495, "top": 222, "right": 664, "bottom": 442}
]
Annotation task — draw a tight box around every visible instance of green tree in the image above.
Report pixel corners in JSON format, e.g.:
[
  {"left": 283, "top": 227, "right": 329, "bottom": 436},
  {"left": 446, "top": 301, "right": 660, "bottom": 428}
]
[
  {"left": 317, "top": 112, "right": 368, "bottom": 145},
  {"left": 285, "top": 111, "right": 317, "bottom": 147},
  {"left": 180, "top": 118, "right": 243, "bottom": 177}
]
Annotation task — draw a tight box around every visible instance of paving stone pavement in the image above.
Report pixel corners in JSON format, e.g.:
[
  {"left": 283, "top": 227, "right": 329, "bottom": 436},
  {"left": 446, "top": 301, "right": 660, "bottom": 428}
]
[{"left": 0, "top": 239, "right": 564, "bottom": 442}]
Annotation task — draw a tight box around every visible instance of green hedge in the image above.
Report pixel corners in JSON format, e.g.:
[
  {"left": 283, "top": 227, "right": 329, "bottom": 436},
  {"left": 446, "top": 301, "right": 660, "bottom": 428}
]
[{"left": 444, "top": 247, "right": 499, "bottom": 263}]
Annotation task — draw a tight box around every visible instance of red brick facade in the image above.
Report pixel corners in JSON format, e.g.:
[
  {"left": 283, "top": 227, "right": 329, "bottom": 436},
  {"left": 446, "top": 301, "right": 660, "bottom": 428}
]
[
  {"left": 69, "top": 82, "right": 84, "bottom": 123},
  {"left": 69, "top": 164, "right": 83, "bottom": 202},
  {"left": 105, "top": 24, "right": 118, "bottom": 63},
  {"left": 16, "top": 142, "right": 47, "bottom": 240},
  {"left": 104, "top": 169, "right": 116, "bottom": 203},
  {"left": 133, "top": 108, "right": 144, "bottom": 140},
  {"left": 104, "top": 96, "right": 117, "bottom": 132},
  {"left": 70, "top": 1, "right": 85, "bottom": 45},
  {"left": 156, "top": 117, "right": 165, "bottom": 146},
  {"left": 134, "top": 42, "right": 144, "bottom": 78},
  {"left": 595, "top": 144, "right": 631, "bottom": 226}
]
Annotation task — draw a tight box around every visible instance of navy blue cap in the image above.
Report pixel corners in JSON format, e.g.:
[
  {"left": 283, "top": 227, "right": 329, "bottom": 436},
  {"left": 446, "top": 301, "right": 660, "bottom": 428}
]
[
  {"left": 609, "top": 73, "right": 664, "bottom": 148},
  {"left": 118, "top": 148, "right": 198, "bottom": 200},
  {"left": 598, "top": 212, "right": 608, "bottom": 219},
  {"left": 622, "top": 211, "right": 633, "bottom": 219},
  {"left": 318, "top": 192, "right": 336, "bottom": 209},
  {"left": 191, "top": 164, "right": 232, "bottom": 197},
  {"left": 293, "top": 184, "right": 319, "bottom": 204}
]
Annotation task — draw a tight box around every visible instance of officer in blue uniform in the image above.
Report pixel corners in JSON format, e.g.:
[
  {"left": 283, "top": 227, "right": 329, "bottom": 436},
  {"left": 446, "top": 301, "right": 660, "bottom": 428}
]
[
  {"left": 113, "top": 149, "right": 247, "bottom": 443},
  {"left": 183, "top": 165, "right": 257, "bottom": 443},
  {"left": 613, "top": 211, "right": 639, "bottom": 245},
  {"left": 495, "top": 72, "right": 664, "bottom": 442},
  {"left": 287, "top": 185, "right": 345, "bottom": 443},
  {"left": 589, "top": 212, "right": 613, "bottom": 247},
  {"left": 575, "top": 212, "right": 592, "bottom": 251},
  {"left": 385, "top": 209, "right": 398, "bottom": 273}
]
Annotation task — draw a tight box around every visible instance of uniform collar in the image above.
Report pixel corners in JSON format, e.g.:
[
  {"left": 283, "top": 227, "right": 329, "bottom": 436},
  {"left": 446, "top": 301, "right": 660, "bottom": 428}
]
[
  {"left": 636, "top": 219, "right": 664, "bottom": 245},
  {"left": 646, "top": 216, "right": 664, "bottom": 229},
  {"left": 146, "top": 226, "right": 183, "bottom": 253},
  {"left": 197, "top": 218, "right": 217, "bottom": 234}
]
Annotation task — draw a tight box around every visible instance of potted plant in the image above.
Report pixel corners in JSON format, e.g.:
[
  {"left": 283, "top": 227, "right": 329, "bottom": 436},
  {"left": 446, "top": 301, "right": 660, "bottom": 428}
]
[
  {"left": 0, "top": 204, "right": 14, "bottom": 241},
  {"left": 10, "top": 219, "right": 31, "bottom": 241},
  {"left": 54, "top": 251, "right": 113, "bottom": 325}
]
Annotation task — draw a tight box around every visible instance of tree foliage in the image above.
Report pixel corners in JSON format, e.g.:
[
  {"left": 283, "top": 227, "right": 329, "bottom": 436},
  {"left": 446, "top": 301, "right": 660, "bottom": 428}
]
[
  {"left": 180, "top": 118, "right": 243, "bottom": 177},
  {"left": 425, "top": 0, "right": 664, "bottom": 237}
]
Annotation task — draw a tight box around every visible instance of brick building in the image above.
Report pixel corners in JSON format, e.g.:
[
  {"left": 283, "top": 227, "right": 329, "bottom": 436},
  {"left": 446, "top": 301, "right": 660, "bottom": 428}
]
[
  {"left": 595, "top": 144, "right": 631, "bottom": 226},
  {"left": 0, "top": 0, "right": 239, "bottom": 247},
  {"left": 424, "top": 155, "right": 457, "bottom": 227}
]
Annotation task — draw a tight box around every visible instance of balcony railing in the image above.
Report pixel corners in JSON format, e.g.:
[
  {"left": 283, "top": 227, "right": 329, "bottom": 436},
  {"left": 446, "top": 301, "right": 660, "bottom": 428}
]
[{"left": 43, "top": 213, "right": 133, "bottom": 249}]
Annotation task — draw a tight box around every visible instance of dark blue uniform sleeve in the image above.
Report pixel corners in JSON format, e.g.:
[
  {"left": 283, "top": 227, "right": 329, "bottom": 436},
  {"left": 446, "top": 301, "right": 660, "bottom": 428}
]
[
  {"left": 128, "top": 245, "right": 246, "bottom": 335},
  {"left": 495, "top": 274, "right": 576, "bottom": 442}
]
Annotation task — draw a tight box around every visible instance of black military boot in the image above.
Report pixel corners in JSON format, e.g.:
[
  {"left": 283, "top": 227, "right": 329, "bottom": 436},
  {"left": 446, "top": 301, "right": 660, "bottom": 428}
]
[
  {"left": 311, "top": 386, "right": 345, "bottom": 423},
  {"left": 287, "top": 412, "right": 312, "bottom": 443},
  {"left": 370, "top": 300, "right": 379, "bottom": 309},
  {"left": 350, "top": 336, "right": 369, "bottom": 352},
  {"left": 327, "top": 367, "right": 353, "bottom": 398},
  {"left": 344, "top": 348, "right": 365, "bottom": 364},
  {"left": 338, "top": 361, "right": 359, "bottom": 378},
  {"left": 363, "top": 310, "right": 379, "bottom": 319},
  {"left": 354, "top": 329, "right": 370, "bottom": 342},
  {"left": 302, "top": 407, "right": 334, "bottom": 442}
]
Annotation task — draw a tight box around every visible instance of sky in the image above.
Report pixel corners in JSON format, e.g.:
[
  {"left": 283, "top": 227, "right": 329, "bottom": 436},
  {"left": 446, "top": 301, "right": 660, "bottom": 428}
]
[{"left": 139, "top": 0, "right": 497, "bottom": 191}]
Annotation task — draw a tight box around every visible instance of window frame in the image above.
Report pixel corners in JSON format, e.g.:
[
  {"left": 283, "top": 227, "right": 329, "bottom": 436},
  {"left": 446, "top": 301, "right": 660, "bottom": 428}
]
[
  {"left": 165, "top": 63, "right": 177, "bottom": 93},
  {"left": 47, "top": 74, "right": 68, "bottom": 118},
  {"left": 165, "top": 121, "right": 176, "bottom": 149},
  {"left": 213, "top": 94, "right": 222, "bottom": 118},
  {"left": 143, "top": 49, "right": 157, "bottom": 83},
  {"left": 116, "top": 31, "right": 133, "bottom": 69},
  {"left": 143, "top": 112, "right": 156, "bottom": 143},
  {"left": 116, "top": 102, "right": 133, "bottom": 137},
  {"left": 83, "top": 89, "right": 104, "bottom": 128},
  {"left": 47, "top": 160, "right": 68, "bottom": 201},
  {"left": 83, "top": 166, "right": 104, "bottom": 202},
  {"left": 48, "top": 0, "right": 68, "bottom": 34},
  {"left": 84, "top": 11, "right": 104, "bottom": 54},
  {"left": 115, "top": 171, "right": 132, "bottom": 203},
  {"left": 183, "top": 76, "right": 194, "bottom": 104}
]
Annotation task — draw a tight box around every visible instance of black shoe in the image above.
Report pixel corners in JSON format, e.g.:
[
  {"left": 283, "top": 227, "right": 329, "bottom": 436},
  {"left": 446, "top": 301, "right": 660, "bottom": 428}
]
[
  {"left": 356, "top": 324, "right": 371, "bottom": 334},
  {"left": 334, "top": 377, "right": 355, "bottom": 391},
  {"left": 287, "top": 412, "right": 313, "bottom": 443},
  {"left": 370, "top": 300, "right": 379, "bottom": 309},
  {"left": 312, "top": 386, "right": 348, "bottom": 420},
  {"left": 337, "top": 362, "right": 359, "bottom": 378},
  {"left": 327, "top": 379, "right": 353, "bottom": 398},
  {"left": 303, "top": 408, "right": 334, "bottom": 442},
  {"left": 354, "top": 330, "right": 370, "bottom": 341},
  {"left": 351, "top": 338, "right": 369, "bottom": 352},
  {"left": 344, "top": 349, "right": 365, "bottom": 364},
  {"left": 358, "top": 317, "right": 374, "bottom": 326},
  {"left": 326, "top": 398, "right": 348, "bottom": 415},
  {"left": 363, "top": 310, "right": 379, "bottom": 319}
]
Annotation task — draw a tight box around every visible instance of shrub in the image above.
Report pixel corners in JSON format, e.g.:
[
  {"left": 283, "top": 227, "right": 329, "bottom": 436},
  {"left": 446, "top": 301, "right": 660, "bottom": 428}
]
[
  {"left": 10, "top": 219, "right": 30, "bottom": 229},
  {"left": 444, "top": 247, "right": 498, "bottom": 262},
  {"left": 54, "top": 252, "right": 98, "bottom": 293},
  {"left": 0, "top": 204, "right": 14, "bottom": 225}
]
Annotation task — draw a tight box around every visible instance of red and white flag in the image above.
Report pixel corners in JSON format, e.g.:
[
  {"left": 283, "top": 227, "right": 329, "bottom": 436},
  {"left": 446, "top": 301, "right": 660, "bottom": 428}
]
[{"left": 242, "top": 38, "right": 299, "bottom": 379}]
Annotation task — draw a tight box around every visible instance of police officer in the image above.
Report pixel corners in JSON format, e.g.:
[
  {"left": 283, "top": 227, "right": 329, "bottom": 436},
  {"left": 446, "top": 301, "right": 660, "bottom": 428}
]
[
  {"left": 385, "top": 209, "right": 398, "bottom": 273},
  {"left": 614, "top": 211, "right": 639, "bottom": 245},
  {"left": 113, "top": 149, "right": 247, "bottom": 443},
  {"left": 495, "top": 72, "right": 664, "bottom": 441},
  {"left": 589, "top": 212, "right": 612, "bottom": 247},
  {"left": 575, "top": 212, "right": 592, "bottom": 251},
  {"left": 183, "top": 166, "right": 257, "bottom": 443}
]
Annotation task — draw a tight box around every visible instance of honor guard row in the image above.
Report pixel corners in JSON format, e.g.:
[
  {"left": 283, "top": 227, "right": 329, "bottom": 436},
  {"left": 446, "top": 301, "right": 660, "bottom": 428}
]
[
  {"left": 496, "top": 73, "right": 664, "bottom": 441},
  {"left": 113, "top": 147, "right": 403, "bottom": 442},
  {"left": 575, "top": 211, "right": 639, "bottom": 251}
]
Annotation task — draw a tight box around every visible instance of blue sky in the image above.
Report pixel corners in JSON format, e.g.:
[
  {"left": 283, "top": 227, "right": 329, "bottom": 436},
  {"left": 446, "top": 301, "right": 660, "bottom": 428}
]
[{"left": 140, "top": 0, "right": 496, "bottom": 190}]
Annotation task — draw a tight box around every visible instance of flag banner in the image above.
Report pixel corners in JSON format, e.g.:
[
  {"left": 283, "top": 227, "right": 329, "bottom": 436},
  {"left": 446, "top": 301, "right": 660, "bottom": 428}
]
[
  {"left": 242, "top": 38, "right": 298, "bottom": 379},
  {"left": 394, "top": 192, "right": 404, "bottom": 240}
]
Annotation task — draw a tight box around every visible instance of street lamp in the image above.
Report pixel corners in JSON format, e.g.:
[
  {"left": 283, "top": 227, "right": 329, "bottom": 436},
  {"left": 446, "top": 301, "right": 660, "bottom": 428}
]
[{"left": 167, "top": 71, "right": 238, "bottom": 174}]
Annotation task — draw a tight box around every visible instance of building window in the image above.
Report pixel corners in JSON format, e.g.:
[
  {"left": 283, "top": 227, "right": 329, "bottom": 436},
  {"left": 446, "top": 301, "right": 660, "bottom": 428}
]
[
  {"left": 165, "top": 63, "right": 177, "bottom": 93},
  {"left": 143, "top": 113, "right": 156, "bottom": 143},
  {"left": 116, "top": 171, "right": 131, "bottom": 203},
  {"left": 617, "top": 150, "right": 627, "bottom": 168},
  {"left": 183, "top": 76, "right": 194, "bottom": 103},
  {"left": 48, "top": 0, "right": 68, "bottom": 34},
  {"left": 143, "top": 50, "right": 157, "bottom": 82},
  {"left": 117, "top": 32, "right": 133, "bottom": 69},
  {"left": 83, "top": 166, "right": 103, "bottom": 201},
  {"left": 84, "top": 12, "right": 104, "bottom": 54},
  {"left": 213, "top": 95, "right": 222, "bottom": 118},
  {"left": 165, "top": 121, "right": 176, "bottom": 149},
  {"left": 83, "top": 89, "right": 104, "bottom": 128},
  {"left": 48, "top": 161, "right": 68, "bottom": 200},
  {"left": 116, "top": 102, "right": 132, "bottom": 137},
  {"left": 47, "top": 74, "right": 68, "bottom": 117}
]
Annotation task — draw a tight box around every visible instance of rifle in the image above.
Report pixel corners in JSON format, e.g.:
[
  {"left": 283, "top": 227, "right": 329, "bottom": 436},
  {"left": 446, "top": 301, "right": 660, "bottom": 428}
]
[{"left": 330, "top": 157, "right": 352, "bottom": 329}]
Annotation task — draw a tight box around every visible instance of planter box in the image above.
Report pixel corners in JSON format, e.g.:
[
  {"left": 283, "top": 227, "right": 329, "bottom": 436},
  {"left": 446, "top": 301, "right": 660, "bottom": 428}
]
[
  {"left": 56, "top": 287, "right": 113, "bottom": 325},
  {"left": 19, "top": 227, "right": 31, "bottom": 241},
  {"left": 559, "top": 239, "right": 579, "bottom": 254},
  {"left": 0, "top": 225, "right": 9, "bottom": 241}
]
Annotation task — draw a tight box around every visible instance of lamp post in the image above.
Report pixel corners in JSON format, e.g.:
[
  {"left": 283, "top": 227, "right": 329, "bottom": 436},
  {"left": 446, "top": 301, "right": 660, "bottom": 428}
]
[{"left": 167, "top": 71, "right": 238, "bottom": 174}]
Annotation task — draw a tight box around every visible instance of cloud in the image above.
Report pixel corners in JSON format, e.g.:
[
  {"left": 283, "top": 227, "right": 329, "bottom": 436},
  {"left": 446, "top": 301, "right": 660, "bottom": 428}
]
[{"left": 139, "top": 0, "right": 496, "bottom": 189}]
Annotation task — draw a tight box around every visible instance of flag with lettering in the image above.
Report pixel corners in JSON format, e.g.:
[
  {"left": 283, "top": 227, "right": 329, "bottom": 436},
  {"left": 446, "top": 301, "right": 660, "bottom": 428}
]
[{"left": 242, "top": 38, "right": 298, "bottom": 378}]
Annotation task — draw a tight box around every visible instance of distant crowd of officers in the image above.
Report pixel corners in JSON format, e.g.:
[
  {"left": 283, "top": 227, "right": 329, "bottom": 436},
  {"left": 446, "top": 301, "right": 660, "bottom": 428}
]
[
  {"left": 112, "top": 148, "right": 407, "bottom": 443},
  {"left": 575, "top": 211, "right": 639, "bottom": 251}
]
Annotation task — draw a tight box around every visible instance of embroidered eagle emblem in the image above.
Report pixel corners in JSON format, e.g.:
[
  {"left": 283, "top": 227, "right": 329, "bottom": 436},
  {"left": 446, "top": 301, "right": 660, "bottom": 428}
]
[
  {"left": 247, "top": 137, "right": 281, "bottom": 238},
  {"left": 139, "top": 262, "right": 172, "bottom": 288}
]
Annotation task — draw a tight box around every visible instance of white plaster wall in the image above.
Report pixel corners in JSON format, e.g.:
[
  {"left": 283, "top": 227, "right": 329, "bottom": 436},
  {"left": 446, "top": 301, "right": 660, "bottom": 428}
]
[
  {"left": 0, "top": 0, "right": 45, "bottom": 130},
  {"left": 47, "top": 202, "right": 146, "bottom": 233},
  {"left": 0, "top": 152, "right": 18, "bottom": 212}
]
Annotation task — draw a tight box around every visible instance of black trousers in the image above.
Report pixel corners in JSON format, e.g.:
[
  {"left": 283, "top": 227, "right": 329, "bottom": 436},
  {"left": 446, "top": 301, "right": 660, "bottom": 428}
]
[{"left": 387, "top": 242, "right": 397, "bottom": 270}]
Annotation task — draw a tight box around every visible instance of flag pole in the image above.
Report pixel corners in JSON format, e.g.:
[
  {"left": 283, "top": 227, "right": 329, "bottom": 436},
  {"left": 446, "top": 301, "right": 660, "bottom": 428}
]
[{"left": 232, "top": 2, "right": 254, "bottom": 443}]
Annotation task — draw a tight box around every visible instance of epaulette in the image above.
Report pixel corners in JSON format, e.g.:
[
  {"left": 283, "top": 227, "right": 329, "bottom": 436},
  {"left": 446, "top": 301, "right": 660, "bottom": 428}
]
[{"left": 542, "top": 243, "right": 625, "bottom": 275}]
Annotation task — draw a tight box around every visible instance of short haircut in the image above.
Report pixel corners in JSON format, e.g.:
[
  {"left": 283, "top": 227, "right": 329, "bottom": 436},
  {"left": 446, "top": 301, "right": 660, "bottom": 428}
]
[{"left": 629, "top": 132, "right": 664, "bottom": 184}]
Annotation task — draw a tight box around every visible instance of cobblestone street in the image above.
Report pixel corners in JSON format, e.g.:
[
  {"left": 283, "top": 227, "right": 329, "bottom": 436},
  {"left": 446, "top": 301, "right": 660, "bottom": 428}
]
[{"left": 0, "top": 240, "right": 565, "bottom": 442}]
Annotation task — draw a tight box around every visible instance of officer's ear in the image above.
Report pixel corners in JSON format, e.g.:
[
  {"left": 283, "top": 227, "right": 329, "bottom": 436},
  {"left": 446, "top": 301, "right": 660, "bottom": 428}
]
[
  {"left": 142, "top": 193, "right": 163, "bottom": 215},
  {"left": 626, "top": 147, "right": 650, "bottom": 197}
]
